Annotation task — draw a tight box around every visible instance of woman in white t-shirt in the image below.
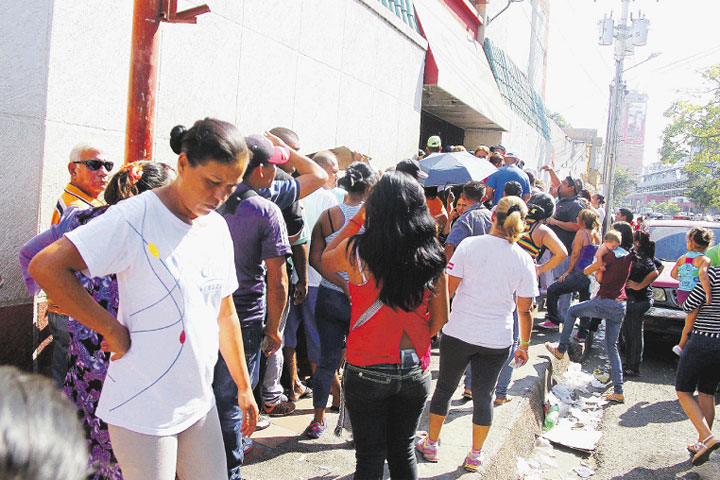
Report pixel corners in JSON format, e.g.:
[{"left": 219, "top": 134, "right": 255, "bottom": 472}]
[
  {"left": 417, "top": 196, "right": 538, "bottom": 472},
  {"left": 29, "top": 118, "right": 258, "bottom": 480}
]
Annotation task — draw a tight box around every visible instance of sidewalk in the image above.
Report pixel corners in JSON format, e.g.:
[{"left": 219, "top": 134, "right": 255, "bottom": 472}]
[{"left": 241, "top": 328, "right": 569, "bottom": 479}]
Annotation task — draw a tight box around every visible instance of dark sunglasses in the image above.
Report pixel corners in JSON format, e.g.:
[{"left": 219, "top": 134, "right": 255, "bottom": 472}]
[{"left": 72, "top": 159, "right": 114, "bottom": 171}]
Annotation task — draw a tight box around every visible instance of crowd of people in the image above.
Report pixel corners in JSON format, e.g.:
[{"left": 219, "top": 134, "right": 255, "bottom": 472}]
[{"left": 9, "top": 126, "right": 719, "bottom": 479}]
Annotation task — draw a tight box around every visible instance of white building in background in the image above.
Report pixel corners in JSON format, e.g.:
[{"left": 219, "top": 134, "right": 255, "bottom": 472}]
[
  {"left": 629, "top": 160, "right": 695, "bottom": 212},
  {"left": 0, "top": 0, "right": 428, "bottom": 369}
]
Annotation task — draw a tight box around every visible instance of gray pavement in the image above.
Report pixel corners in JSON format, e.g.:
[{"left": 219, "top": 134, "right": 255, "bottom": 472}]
[
  {"left": 240, "top": 323, "right": 720, "bottom": 479},
  {"left": 241, "top": 331, "right": 569, "bottom": 480}
]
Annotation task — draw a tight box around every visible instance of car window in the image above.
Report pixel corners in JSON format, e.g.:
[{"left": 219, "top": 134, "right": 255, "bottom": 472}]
[{"left": 650, "top": 226, "right": 720, "bottom": 261}]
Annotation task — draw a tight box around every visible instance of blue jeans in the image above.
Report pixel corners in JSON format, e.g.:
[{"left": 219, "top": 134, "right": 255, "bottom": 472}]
[
  {"left": 621, "top": 299, "right": 652, "bottom": 372},
  {"left": 344, "top": 351, "right": 431, "bottom": 480},
  {"left": 213, "top": 321, "right": 263, "bottom": 480},
  {"left": 546, "top": 270, "right": 590, "bottom": 328},
  {"left": 313, "top": 286, "right": 351, "bottom": 410},
  {"left": 47, "top": 312, "right": 70, "bottom": 389},
  {"left": 558, "top": 297, "right": 626, "bottom": 394}
]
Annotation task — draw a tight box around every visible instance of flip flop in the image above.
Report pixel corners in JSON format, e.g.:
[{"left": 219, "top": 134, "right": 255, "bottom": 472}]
[{"left": 693, "top": 435, "right": 720, "bottom": 466}]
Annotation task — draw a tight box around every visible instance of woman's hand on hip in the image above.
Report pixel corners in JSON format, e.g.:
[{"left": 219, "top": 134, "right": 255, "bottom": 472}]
[{"left": 100, "top": 321, "right": 131, "bottom": 361}]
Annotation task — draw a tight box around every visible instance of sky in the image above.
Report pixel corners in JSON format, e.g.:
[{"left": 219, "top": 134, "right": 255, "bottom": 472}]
[{"left": 545, "top": 0, "right": 720, "bottom": 166}]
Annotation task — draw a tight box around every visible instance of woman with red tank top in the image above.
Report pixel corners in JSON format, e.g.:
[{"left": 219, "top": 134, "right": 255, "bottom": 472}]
[{"left": 322, "top": 172, "right": 449, "bottom": 480}]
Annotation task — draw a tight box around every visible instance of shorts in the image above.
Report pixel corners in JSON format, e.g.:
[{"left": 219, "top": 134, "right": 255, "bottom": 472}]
[
  {"left": 676, "top": 290, "right": 690, "bottom": 306},
  {"left": 675, "top": 333, "right": 720, "bottom": 395},
  {"left": 283, "top": 286, "right": 321, "bottom": 365}
]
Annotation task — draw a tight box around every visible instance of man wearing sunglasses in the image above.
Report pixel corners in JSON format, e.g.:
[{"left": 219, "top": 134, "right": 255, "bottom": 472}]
[{"left": 46, "top": 143, "right": 111, "bottom": 389}]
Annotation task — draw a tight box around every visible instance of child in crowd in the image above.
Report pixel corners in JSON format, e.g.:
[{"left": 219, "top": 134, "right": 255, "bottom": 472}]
[
  {"left": 671, "top": 227, "right": 713, "bottom": 355},
  {"left": 594, "top": 230, "right": 622, "bottom": 284}
]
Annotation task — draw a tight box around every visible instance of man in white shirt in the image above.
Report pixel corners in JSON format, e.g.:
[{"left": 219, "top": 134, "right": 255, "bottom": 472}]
[{"left": 283, "top": 150, "right": 339, "bottom": 401}]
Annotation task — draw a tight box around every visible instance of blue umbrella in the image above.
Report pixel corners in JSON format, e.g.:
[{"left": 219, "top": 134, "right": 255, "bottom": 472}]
[{"left": 422, "top": 151, "right": 498, "bottom": 187}]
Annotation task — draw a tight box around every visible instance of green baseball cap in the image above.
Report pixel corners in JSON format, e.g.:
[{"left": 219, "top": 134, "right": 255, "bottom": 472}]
[{"left": 427, "top": 135, "right": 442, "bottom": 148}]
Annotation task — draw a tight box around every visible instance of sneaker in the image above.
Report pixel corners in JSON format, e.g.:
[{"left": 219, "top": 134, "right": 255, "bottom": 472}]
[
  {"left": 255, "top": 415, "right": 271, "bottom": 431},
  {"left": 463, "top": 450, "right": 482, "bottom": 472},
  {"left": 242, "top": 438, "right": 254, "bottom": 455},
  {"left": 537, "top": 320, "right": 559, "bottom": 330},
  {"left": 263, "top": 400, "right": 296, "bottom": 417},
  {"left": 415, "top": 436, "right": 439, "bottom": 462},
  {"left": 304, "top": 420, "right": 326, "bottom": 439}
]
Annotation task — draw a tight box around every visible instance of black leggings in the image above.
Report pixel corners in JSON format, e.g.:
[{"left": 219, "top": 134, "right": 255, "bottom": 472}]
[{"left": 430, "top": 333, "right": 510, "bottom": 426}]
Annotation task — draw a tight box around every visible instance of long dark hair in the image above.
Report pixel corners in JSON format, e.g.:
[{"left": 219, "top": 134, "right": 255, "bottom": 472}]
[
  {"left": 633, "top": 230, "right": 655, "bottom": 258},
  {"left": 348, "top": 172, "right": 446, "bottom": 311},
  {"left": 612, "top": 221, "right": 634, "bottom": 250}
]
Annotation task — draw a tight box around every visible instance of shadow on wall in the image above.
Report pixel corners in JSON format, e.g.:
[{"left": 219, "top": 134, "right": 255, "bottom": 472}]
[{"left": 0, "top": 302, "right": 51, "bottom": 374}]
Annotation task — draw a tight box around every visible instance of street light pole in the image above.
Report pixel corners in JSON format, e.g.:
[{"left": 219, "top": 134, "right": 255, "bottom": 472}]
[{"left": 601, "top": 0, "right": 630, "bottom": 232}]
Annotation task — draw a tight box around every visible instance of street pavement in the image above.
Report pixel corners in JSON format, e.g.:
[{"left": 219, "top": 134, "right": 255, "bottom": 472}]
[
  {"left": 239, "top": 325, "right": 719, "bottom": 479},
  {"left": 588, "top": 334, "right": 720, "bottom": 479},
  {"left": 241, "top": 334, "right": 564, "bottom": 480}
]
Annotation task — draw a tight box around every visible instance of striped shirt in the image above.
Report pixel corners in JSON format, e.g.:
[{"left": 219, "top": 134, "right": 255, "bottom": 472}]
[
  {"left": 682, "top": 266, "right": 720, "bottom": 338},
  {"left": 517, "top": 218, "right": 542, "bottom": 260},
  {"left": 48, "top": 183, "right": 103, "bottom": 314},
  {"left": 51, "top": 183, "right": 103, "bottom": 225}
]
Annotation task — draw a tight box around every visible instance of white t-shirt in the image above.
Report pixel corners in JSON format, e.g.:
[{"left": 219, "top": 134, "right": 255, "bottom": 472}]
[
  {"left": 65, "top": 191, "right": 238, "bottom": 435},
  {"left": 444, "top": 235, "right": 538, "bottom": 348},
  {"left": 302, "top": 188, "right": 339, "bottom": 287}
]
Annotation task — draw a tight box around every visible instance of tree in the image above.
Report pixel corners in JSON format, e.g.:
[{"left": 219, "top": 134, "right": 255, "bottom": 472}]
[
  {"left": 660, "top": 64, "right": 720, "bottom": 208},
  {"left": 549, "top": 112, "right": 572, "bottom": 128},
  {"left": 655, "top": 200, "right": 680, "bottom": 215},
  {"left": 612, "top": 167, "right": 636, "bottom": 203}
]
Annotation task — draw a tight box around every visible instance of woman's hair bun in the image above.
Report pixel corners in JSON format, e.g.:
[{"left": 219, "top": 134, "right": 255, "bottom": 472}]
[{"left": 169, "top": 125, "right": 187, "bottom": 154}]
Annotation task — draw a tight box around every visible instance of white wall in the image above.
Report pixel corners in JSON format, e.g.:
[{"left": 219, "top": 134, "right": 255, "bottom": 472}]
[{"left": 0, "top": 0, "right": 427, "bottom": 307}]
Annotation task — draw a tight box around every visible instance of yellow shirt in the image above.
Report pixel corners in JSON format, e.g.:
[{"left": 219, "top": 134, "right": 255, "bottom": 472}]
[{"left": 47, "top": 183, "right": 104, "bottom": 314}]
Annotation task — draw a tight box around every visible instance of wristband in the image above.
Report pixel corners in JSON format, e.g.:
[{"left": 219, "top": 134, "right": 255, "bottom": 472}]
[
  {"left": 517, "top": 345, "right": 529, "bottom": 352},
  {"left": 519, "top": 340, "right": 530, "bottom": 345}
]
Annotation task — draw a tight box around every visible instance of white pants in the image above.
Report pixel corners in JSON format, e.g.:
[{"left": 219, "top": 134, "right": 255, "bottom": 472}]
[{"left": 108, "top": 406, "right": 227, "bottom": 480}]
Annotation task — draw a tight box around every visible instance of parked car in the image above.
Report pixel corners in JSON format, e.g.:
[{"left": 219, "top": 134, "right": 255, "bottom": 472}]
[{"left": 643, "top": 219, "right": 720, "bottom": 338}]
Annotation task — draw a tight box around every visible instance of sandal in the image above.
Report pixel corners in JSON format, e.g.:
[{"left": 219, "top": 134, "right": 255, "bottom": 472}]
[
  {"left": 687, "top": 441, "right": 702, "bottom": 455},
  {"left": 494, "top": 396, "right": 512, "bottom": 406},
  {"left": 604, "top": 393, "right": 625, "bottom": 404},
  {"left": 462, "top": 390, "right": 473, "bottom": 400},
  {"left": 692, "top": 435, "right": 720, "bottom": 466},
  {"left": 545, "top": 343, "right": 564, "bottom": 360},
  {"left": 287, "top": 382, "right": 313, "bottom": 402}
]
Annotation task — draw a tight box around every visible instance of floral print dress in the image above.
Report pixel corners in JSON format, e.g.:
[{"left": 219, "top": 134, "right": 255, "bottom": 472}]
[{"left": 59, "top": 207, "right": 123, "bottom": 479}]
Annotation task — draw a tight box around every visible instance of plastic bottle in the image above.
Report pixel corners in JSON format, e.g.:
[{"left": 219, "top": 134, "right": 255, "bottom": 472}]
[{"left": 543, "top": 404, "right": 560, "bottom": 431}]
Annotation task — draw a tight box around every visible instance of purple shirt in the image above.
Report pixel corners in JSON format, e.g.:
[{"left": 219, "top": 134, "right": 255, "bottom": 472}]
[{"left": 221, "top": 185, "right": 291, "bottom": 324}]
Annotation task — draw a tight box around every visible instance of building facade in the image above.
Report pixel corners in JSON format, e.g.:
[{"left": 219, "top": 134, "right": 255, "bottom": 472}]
[
  {"left": 629, "top": 161, "right": 696, "bottom": 212},
  {"left": 0, "top": 0, "right": 429, "bottom": 370}
]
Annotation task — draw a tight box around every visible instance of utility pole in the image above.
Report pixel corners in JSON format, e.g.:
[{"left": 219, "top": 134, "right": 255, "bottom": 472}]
[{"left": 598, "top": 0, "right": 650, "bottom": 231}]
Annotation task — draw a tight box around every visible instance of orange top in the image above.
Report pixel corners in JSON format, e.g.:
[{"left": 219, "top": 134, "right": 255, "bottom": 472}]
[
  {"left": 426, "top": 196, "right": 446, "bottom": 218},
  {"left": 48, "top": 183, "right": 103, "bottom": 314}
]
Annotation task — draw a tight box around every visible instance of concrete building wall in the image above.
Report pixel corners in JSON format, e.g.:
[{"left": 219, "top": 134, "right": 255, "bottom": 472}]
[{"left": 0, "top": 0, "right": 427, "bottom": 369}]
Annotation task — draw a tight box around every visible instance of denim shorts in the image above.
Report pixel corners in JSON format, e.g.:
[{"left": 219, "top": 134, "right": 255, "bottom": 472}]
[{"left": 675, "top": 333, "right": 720, "bottom": 395}]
